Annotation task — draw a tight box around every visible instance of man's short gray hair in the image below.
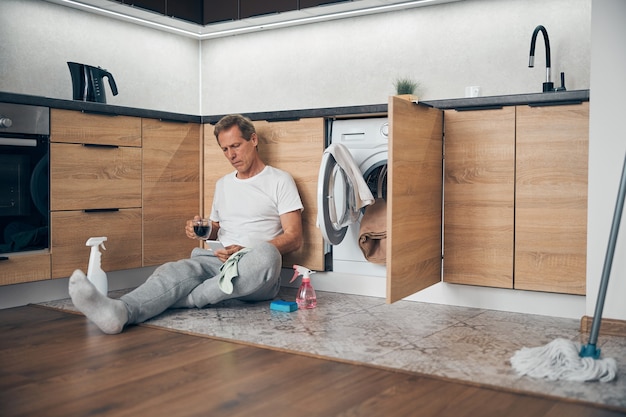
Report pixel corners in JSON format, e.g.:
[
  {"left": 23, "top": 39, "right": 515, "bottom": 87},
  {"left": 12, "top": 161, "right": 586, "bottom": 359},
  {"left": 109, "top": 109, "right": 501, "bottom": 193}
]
[{"left": 213, "top": 114, "right": 256, "bottom": 141}]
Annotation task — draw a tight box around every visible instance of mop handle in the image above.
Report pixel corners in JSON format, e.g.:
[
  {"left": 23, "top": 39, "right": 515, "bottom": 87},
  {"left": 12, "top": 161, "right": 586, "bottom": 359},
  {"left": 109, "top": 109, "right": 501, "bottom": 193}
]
[{"left": 588, "top": 152, "right": 626, "bottom": 346}]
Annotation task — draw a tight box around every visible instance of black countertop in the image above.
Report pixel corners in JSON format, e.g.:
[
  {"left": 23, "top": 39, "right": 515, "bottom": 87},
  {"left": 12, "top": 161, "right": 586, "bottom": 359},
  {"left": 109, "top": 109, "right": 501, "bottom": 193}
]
[
  {"left": 419, "top": 89, "right": 589, "bottom": 110},
  {"left": 0, "top": 91, "right": 202, "bottom": 123},
  {"left": 0, "top": 90, "right": 589, "bottom": 123}
]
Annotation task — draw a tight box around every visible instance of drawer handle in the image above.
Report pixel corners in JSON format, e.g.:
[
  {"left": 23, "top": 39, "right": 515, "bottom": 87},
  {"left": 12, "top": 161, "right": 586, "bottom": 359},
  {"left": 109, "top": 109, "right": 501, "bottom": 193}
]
[
  {"left": 82, "top": 110, "right": 118, "bottom": 117},
  {"left": 528, "top": 100, "right": 583, "bottom": 107},
  {"left": 83, "top": 143, "right": 119, "bottom": 149},
  {"left": 455, "top": 105, "right": 504, "bottom": 112},
  {"left": 159, "top": 118, "right": 188, "bottom": 124},
  {"left": 0, "top": 256, "right": 8, "bottom": 261},
  {"left": 83, "top": 208, "right": 120, "bottom": 213},
  {"left": 267, "top": 117, "right": 301, "bottom": 122}
]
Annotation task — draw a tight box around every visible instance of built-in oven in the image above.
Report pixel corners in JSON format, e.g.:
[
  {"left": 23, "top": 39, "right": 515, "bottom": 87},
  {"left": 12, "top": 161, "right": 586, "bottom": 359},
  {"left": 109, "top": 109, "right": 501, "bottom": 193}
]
[{"left": 0, "top": 103, "right": 50, "bottom": 256}]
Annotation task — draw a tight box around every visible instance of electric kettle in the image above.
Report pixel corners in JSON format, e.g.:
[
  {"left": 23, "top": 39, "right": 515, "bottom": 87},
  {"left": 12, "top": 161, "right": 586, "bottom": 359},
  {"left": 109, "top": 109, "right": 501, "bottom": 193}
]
[{"left": 68, "top": 62, "right": 118, "bottom": 103}]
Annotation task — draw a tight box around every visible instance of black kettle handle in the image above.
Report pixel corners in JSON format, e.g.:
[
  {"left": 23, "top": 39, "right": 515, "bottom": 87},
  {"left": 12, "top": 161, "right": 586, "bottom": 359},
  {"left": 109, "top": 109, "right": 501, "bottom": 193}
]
[{"left": 105, "top": 71, "right": 118, "bottom": 96}]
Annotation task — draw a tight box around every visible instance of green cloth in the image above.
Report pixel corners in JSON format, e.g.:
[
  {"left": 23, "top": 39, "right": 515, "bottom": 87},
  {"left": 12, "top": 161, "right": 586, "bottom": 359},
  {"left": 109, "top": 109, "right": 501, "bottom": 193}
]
[{"left": 217, "top": 248, "right": 252, "bottom": 294}]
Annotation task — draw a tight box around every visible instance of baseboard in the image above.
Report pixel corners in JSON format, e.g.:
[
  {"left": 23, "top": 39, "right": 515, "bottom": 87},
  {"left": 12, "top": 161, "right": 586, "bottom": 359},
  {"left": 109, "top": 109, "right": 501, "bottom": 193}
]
[{"left": 580, "top": 316, "right": 626, "bottom": 337}]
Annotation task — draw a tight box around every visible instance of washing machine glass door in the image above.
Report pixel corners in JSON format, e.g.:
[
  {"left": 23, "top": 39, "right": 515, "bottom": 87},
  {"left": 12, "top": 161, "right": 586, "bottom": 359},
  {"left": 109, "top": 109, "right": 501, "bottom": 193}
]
[{"left": 317, "top": 151, "right": 361, "bottom": 245}]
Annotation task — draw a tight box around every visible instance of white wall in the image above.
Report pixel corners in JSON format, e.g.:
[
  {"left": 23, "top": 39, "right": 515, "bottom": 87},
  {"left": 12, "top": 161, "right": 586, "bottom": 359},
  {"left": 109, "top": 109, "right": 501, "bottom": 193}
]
[
  {"left": 201, "top": 0, "right": 591, "bottom": 114},
  {"left": 0, "top": 0, "right": 590, "bottom": 116},
  {"left": 587, "top": 0, "right": 626, "bottom": 321},
  {"left": 0, "top": 0, "right": 199, "bottom": 114}
]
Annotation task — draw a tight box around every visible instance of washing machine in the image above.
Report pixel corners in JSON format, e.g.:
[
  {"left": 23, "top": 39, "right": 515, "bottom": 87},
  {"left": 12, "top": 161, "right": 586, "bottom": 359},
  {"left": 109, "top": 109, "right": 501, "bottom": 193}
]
[{"left": 317, "top": 117, "right": 388, "bottom": 277}]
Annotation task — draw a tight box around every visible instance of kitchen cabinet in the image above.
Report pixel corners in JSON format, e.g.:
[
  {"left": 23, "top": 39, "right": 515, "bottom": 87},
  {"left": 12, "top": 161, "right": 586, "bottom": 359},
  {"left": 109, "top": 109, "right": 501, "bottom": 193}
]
[
  {"left": 49, "top": 109, "right": 142, "bottom": 278},
  {"left": 114, "top": 0, "right": 349, "bottom": 25},
  {"left": 0, "top": 252, "right": 51, "bottom": 285},
  {"left": 49, "top": 109, "right": 142, "bottom": 147},
  {"left": 515, "top": 103, "right": 589, "bottom": 295},
  {"left": 202, "top": 118, "right": 326, "bottom": 271},
  {"left": 203, "top": 0, "right": 238, "bottom": 24},
  {"left": 142, "top": 118, "right": 201, "bottom": 266},
  {"left": 39, "top": 109, "right": 202, "bottom": 282},
  {"left": 442, "top": 102, "right": 589, "bottom": 295},
  {"left": 443, "top": 107, "right": 515, "bottom": 288},
  {"left": 386, "top": 96, "right": 443, "bottom": 303},
  {"left": 50, "top": 209, "right": 142, "bottom": 275},
  {"left": 49, "top": 143, "right": 142, "bottom": 211},
  {"left": 240, "top": 0, "right": 296, "bottom": 18},
  {"left": 48, "top": 111, "right": 202, "bottom": 279},
  {"left": 254, "top": 118, "right": 326, "bottom": 271},
  {"left": 3, "top": 95, "right": 586, "bottom": 300}
]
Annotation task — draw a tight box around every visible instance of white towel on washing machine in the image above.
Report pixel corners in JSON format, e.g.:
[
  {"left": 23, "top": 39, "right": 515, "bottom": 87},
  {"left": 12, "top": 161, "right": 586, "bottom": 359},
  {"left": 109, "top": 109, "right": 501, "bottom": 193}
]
[{"left": 324, "top": 143, "right": 375, "bottom": 209}]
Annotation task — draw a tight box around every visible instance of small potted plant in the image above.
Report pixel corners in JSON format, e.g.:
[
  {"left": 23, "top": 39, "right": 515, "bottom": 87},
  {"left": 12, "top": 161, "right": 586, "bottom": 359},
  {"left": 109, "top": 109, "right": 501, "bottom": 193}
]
[{"left": 394, "top": 77, "right": 420, "bottom": 99}]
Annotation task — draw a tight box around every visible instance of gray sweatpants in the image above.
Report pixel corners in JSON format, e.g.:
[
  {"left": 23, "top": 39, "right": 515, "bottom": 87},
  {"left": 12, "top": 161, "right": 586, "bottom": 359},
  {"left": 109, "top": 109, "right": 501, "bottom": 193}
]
[{"left": 120, "top": 242, "right": 282, "bottom": 324}]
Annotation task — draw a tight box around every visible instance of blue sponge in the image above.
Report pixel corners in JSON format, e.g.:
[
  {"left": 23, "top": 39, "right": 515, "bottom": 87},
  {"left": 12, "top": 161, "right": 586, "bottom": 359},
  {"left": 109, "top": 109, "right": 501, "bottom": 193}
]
[{"left": 270, "top": 300, "right": 298, "bottom": 312}]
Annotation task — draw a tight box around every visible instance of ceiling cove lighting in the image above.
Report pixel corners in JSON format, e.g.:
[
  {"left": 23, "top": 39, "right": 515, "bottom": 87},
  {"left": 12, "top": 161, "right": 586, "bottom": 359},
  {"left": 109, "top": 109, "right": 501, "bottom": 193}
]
[
  {"left": 50, "top": 0, "right": 461, "bottom": 40},
  {"left": 196, "top": 0, "right": 451, "bottom": 40},
  {"left": 56, "top": 0, "right": 202, "bottom": 37}
]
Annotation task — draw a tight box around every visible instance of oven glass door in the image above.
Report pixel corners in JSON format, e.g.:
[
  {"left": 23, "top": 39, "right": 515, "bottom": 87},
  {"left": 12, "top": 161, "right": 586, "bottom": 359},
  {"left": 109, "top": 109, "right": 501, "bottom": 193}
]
[{"left": 0, "top": 136, "right": 49, "bottom": 254}]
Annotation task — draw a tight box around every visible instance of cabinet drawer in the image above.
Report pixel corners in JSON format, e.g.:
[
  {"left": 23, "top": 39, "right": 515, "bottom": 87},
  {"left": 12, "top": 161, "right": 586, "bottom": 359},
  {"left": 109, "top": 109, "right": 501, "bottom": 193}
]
[
  {"left": 51, "top": 209, "right": 142, "bottom": 278},
  {"left": 50, "top": 143, "right": 141, "bottom": 211},
  {"left": 51, "top": 109, "right": 141, "bottom": 147},
  {"left": 0, "top": 252, "right": 51, "bottom": 285}
]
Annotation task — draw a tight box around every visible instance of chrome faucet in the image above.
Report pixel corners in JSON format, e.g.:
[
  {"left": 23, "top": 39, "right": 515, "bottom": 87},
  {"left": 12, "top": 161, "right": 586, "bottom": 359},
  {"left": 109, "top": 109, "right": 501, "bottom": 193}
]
[{"left": 528, "top": 25, "right": 554, "bottom": 92}]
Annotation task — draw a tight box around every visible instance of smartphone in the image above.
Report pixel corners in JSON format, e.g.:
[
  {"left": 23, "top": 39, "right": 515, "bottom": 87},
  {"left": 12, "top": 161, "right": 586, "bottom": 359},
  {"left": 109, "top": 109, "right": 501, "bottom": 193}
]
[{"left": 206, "top": 240, "right": 225, "bottom": 253}]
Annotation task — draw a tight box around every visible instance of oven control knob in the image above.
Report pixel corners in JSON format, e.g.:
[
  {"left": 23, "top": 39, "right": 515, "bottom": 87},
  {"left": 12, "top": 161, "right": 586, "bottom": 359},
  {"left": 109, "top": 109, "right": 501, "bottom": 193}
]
[{"left": 0, "top": 117, "right": 13, "bottom": 128}]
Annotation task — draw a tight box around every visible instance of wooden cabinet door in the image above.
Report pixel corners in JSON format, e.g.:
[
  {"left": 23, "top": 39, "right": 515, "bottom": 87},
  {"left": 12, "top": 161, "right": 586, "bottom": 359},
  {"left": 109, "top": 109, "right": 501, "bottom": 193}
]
[
  {"left": 51, "top": 209, "right": 142, "bottom": 278},
  {"left": 387, "top": 96, "right": 443, "bottom": 303},
  {"left": 515, "top": 102, "right": 589, "bottom": 295},
  {"left": 203, "top": 119, "right": 326, "bottom": 272},
  {"left": 142, "top": 119, "right": 201, "bottom": 266},
  {"left": 50, "top": 143, "right": 142, "bottom": 211},
  {"left": 254, "top": 119, "right": 326, "bottom": 271},
  {"left": 50, "top": 109, "right": 141, "bottom": 147},
  {"left": 203, "top": 123, "right": 235, "bottom": 210},
  {"left": 0, "top": 253, "right": 51, "bottom": 285},
  {"left": 443, "top": 107, "right": 515, "bottom": 288}
]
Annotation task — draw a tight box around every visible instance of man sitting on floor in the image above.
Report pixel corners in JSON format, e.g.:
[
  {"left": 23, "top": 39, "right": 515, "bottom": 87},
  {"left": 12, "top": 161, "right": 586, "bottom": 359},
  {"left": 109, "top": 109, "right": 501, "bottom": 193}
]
[{"left": 69, "top": 114, "right": 304, "bottom": 334}]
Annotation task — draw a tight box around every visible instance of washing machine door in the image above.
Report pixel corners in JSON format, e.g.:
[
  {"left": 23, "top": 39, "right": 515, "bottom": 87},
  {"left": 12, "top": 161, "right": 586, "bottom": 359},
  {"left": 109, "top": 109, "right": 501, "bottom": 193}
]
[{"left": 317, "top": 144, "right": 373, "bottom": 245}]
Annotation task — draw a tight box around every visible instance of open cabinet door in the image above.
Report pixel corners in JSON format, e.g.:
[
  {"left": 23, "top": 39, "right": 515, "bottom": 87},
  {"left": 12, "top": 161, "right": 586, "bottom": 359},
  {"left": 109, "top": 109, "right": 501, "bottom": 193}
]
[{"left": 387, "top": 96, "right": 443, "bottom": 303}]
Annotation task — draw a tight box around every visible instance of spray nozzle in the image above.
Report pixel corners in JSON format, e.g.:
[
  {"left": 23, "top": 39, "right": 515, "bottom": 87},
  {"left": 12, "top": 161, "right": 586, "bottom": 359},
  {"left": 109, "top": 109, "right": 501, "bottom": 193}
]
[
  {"left": 86, "top": 236, "right": 107, "bottom": 251},
  {"left": 290, "top": 264, "right": 315, "bottom": 283}
]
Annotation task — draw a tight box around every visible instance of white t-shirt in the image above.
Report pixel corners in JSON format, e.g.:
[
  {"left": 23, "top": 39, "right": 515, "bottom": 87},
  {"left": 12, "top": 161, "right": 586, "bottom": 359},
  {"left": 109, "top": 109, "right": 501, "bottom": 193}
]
[{"left": 210, "top": 166, "right": 303, "bottom": 247}]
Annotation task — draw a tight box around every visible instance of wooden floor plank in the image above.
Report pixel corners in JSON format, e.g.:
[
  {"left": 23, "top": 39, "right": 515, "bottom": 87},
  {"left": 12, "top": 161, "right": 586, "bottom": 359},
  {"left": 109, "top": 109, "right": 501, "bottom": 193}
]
[{"left": 0, "top": 306, "right": 623, "bottom": 417}]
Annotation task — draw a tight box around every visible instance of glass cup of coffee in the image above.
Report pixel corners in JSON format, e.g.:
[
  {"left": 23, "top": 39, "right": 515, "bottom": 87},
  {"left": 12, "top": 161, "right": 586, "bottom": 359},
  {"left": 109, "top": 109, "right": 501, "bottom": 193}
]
[{"left": 192, "top": 218, "right": 211, "bottom": 240}]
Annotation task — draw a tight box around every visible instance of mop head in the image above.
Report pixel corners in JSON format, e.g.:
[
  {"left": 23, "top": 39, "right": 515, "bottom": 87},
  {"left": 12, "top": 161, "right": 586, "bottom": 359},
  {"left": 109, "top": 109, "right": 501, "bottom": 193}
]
[{"left": 510, "top": 338, "right": 617, "bottom": 382}]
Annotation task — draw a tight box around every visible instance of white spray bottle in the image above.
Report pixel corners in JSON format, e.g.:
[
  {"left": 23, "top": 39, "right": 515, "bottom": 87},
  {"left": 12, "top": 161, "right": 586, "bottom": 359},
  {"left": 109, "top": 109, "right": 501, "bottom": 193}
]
[
  {"left": 290, "top": 264, "right": 317, "bottom": 309},
  {"left": 86, "top": 237, "right": 108, "bottom": 295}
]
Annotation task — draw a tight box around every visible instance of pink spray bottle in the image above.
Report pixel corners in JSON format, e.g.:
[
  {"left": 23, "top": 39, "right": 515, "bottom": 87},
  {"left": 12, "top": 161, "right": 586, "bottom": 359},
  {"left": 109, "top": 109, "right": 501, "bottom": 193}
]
[{"left": 290, "top": 264, "right": 317, "bottom": 309}]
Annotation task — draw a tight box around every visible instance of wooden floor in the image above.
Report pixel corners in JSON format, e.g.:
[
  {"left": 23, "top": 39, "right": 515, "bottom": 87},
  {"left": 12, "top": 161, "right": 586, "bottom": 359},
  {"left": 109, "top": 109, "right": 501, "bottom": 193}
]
[{"left": 1, "top": 306, "right": 624, "bottom": 417}]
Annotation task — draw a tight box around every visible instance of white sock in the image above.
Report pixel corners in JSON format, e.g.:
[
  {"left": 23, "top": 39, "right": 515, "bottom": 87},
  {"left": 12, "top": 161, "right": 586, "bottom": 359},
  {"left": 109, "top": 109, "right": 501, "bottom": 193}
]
[{"left": 68, "top": 269, "right": 128, "bottom": 334}]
